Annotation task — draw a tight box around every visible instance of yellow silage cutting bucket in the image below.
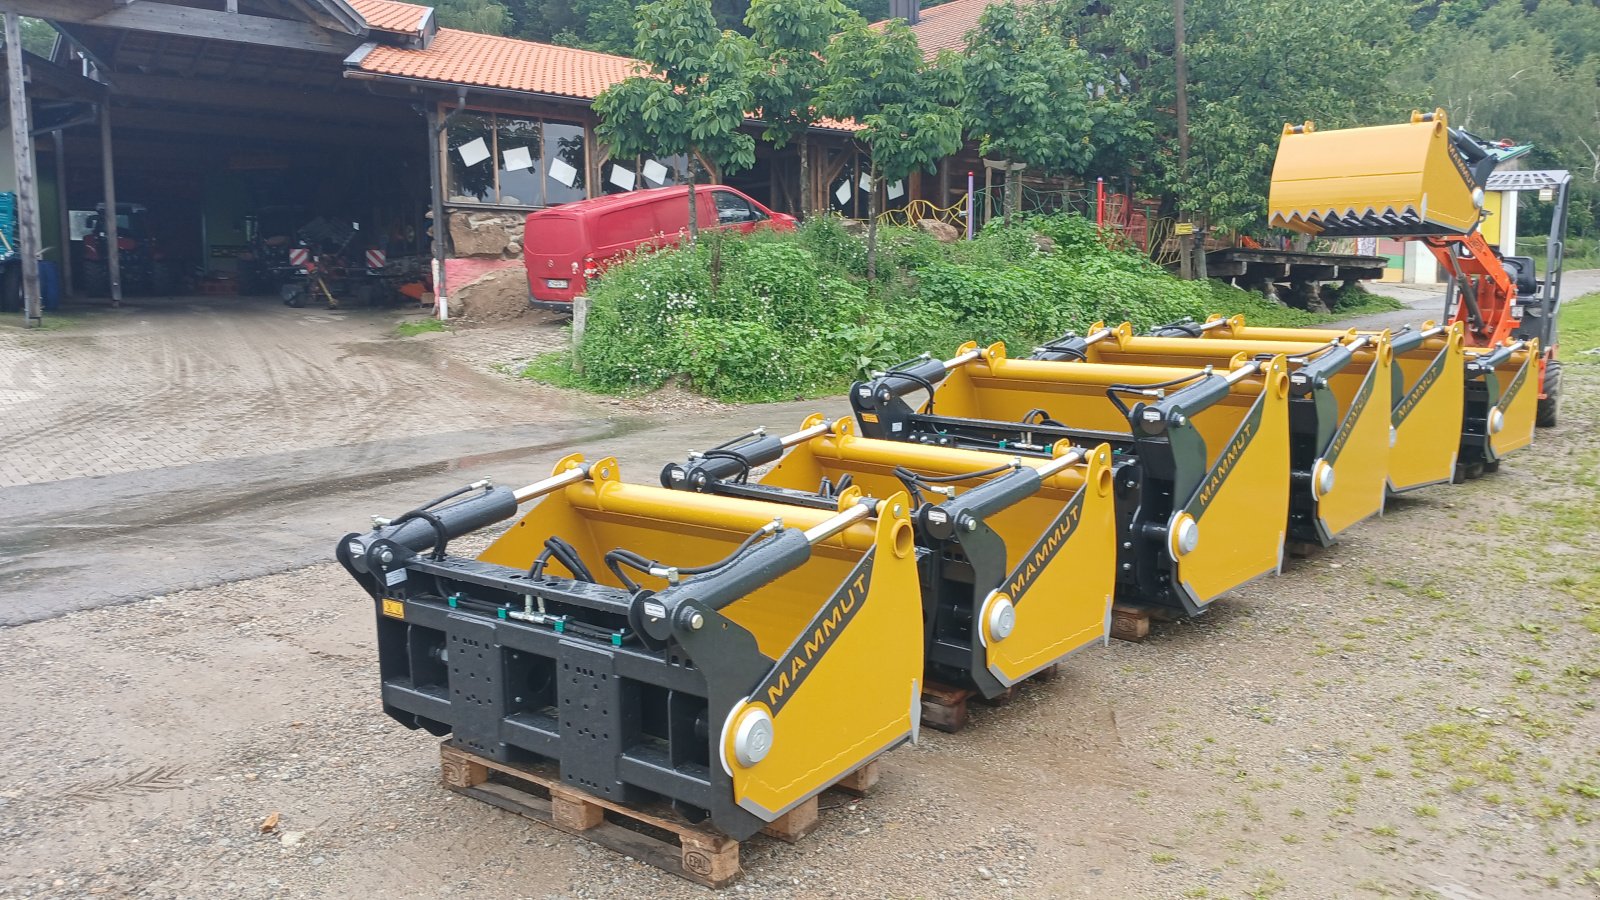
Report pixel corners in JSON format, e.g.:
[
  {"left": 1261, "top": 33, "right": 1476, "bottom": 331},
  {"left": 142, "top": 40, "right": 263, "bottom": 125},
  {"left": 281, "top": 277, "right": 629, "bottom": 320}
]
[
  {"left": 1033, "top": 322, "right": 1392, "bottom": 547},
  {"left": 340, "top": 456, "right": 924, "bottom": 839},
  {"left": 850, "top": 342, "right": 1292, "bottom": 616},
  {"left": 662, "top": 415, "right": 1117, "bottom": 700}
]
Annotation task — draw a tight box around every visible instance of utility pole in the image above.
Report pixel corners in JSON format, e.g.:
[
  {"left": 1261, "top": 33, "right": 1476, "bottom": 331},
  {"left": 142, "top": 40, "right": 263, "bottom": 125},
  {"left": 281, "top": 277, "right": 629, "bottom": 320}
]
[
  {"left": 1173, "top": 0, "right": 1194, "bottom": 280},
  {"left": 5, "top": 13, "right": 43, "bottom": 326},
  {"left": 99, "top": 100, "right": 122, "bottom": 306}
]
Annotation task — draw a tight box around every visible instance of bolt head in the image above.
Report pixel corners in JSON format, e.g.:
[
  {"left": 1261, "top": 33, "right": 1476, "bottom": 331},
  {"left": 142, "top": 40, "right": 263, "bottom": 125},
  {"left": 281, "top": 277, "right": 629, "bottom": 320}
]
[{"left": 689, "top": 612, "right": 705, "bottom": 631}]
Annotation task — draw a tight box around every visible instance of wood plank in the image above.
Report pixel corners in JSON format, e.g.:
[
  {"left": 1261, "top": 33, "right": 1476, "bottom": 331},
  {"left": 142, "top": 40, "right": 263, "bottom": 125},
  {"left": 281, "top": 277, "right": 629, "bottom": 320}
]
[
  {"left": 1110, "top": 605, "right": 1151, "bottom": 642},
  {"left": 440, "top": 743, "right": 741, "bottom": 889},
  {"left": 759, "top": 796, "right": 818, "bottom": 843},
  {"left": 15, "top": 0, "right": 363, "bottom": 54},
  {"left": 920, "top": 681, "right": 974, "bottom": 733},
  {"left": 834, "top": 760, "right": 880, "bottom": 797}
]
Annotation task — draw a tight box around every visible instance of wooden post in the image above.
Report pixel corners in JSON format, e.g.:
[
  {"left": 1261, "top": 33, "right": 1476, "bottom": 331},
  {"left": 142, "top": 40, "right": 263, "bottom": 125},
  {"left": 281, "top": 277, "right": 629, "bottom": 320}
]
[
  {"left": 6, "top": 13, "right": 43, "bottom": 326},
  {"left": 98, "top": 98, "right": 122, "bottom": 305},
  {"left": 1174, "top": 0, "right": 1195, "bottom": 280},
  {"left": 570, "top": 294, "right": 587, "bottom": 372},
  {"left": 52, "top": 129, "right": 72, "bottom": 298}
]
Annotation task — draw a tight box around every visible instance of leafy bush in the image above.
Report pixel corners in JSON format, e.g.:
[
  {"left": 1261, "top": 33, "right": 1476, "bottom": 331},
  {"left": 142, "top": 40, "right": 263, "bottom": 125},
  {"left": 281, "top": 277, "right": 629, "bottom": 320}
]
[{"left": 545, "top": 213, "right": 1401, "bottom": 402}]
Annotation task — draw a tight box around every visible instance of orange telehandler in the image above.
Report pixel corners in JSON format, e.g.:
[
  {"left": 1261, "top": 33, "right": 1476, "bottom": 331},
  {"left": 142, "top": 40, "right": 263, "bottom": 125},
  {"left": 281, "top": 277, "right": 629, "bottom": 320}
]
[{"left": 1267, "top": 109, "right": 1571, "bottom": 475}]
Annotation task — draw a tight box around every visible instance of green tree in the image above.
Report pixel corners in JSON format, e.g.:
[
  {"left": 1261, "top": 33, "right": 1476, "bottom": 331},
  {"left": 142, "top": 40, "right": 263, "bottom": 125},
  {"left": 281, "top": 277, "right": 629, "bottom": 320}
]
[
  {"left": 18, "top": 18, "right": 56, "bottom": 56},
  {"left": 746, "top": 0, "right": 850, "bottom": 219},
  {"left": 820, "top": 18, "right": 962, "bottom": 278},
  {"left": 1060, "top": 0, "right": 1409, "bottom": 234},
  {"left": 960, "top": 0, "right": 1138, "bottom": 224},
  {"left": 434, "top": 0, "right": 509, "bottom": 34},
  {"left": 594, "top": 0, "right": 757, "bottom": 240}
]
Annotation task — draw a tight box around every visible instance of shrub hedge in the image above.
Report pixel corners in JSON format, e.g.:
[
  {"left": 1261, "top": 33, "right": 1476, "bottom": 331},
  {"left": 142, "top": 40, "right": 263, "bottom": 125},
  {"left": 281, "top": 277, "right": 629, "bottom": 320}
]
[{"left": 552, "top": 213, "right": 1398, "bottom": 402}]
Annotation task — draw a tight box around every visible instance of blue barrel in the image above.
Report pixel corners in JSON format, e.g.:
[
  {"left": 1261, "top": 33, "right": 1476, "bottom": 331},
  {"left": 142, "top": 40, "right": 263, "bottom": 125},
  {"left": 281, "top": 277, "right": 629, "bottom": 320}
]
[{"left": 37, "top": 260, "right": 60, "bottom": 310}]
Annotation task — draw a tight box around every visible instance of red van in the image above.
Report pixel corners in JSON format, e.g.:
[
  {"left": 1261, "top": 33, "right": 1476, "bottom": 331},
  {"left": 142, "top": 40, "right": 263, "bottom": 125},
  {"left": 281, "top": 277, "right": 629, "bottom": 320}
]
[{"left": 522, "top": 184, "right": 796, "bottom": 309}]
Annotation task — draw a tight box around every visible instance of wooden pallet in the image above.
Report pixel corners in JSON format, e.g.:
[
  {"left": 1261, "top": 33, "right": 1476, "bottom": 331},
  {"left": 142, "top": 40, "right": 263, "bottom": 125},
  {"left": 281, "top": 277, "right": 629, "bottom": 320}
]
[
  {"left": 439, "top": 742, "right": 879, "bottom": 889},
  {"left": 1109, "top": 603, "right": 1187, "bottom": 642},
  {"left": 920, "top": 663, "right": 1060, "bottom": 733}
]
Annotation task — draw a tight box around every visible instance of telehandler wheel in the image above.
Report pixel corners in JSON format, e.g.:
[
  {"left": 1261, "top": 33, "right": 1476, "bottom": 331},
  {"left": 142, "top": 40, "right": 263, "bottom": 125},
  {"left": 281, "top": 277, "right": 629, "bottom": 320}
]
[{"left": 1536, "top": 361, "right": 1562, "bottom": 428}]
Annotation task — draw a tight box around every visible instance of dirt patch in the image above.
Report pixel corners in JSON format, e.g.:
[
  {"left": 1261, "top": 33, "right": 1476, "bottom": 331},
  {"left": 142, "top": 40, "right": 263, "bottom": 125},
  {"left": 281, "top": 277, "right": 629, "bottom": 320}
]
[{"left": 449, "top": 266, "right": 532, "bottom": 323}]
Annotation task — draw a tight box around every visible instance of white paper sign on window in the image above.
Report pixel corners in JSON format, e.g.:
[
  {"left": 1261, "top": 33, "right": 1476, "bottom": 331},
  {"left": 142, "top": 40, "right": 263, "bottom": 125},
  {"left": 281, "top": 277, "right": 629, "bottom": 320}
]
[
  {"left": 887, "top": 180, "right": 905, "bottom": 200},
  {"left": 547, "top": 157, "right": 578, "bottom": 187},
  {"left": 858, "top": 173, "right": 874, "bottom": 192},
  {"left": 835, "top": 182, "right": 853, "bottom": 205},
  {"left": 456, "top": 137, "right": 490, "bottom": 167},
  {"left": 609, "top": 165, "right": 637, "bottom": 191},
  {"left": 642, "top": 159, "right": 669, "bottom": 186},
  {"left": 502, "top": 145, "right": 534, "bottom": 172}
]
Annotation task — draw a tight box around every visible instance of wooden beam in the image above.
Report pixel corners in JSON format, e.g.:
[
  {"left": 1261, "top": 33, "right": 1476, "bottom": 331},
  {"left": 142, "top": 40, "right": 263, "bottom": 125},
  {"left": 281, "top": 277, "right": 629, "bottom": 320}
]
[
  {"left": 14, "top": 0, "right": 364, "bottom": 54},
  {"left": 99, "top": 99, "right": 123, "bottom": 305},
  {"left": 52, "top": 130, "right": 75, "bottom": 297},
  {"left": 109, "top": 72, "right": 411, "bottom": 124},
  {"left": 110, "top": 104, "right": 405, "bottom": 146},
  {"left": 5, "top": 16, "right": 44, "bottom": 326}
]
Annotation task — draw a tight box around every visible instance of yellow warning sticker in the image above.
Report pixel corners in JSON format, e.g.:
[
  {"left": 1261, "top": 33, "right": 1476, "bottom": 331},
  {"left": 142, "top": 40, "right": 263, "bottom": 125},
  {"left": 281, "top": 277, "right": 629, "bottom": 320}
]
[
  {"left": 381, "top": 598, "right": 405, "bottom": 619},
  {"left": 860, "top": 413, "right": 879, "bottom": 423}
]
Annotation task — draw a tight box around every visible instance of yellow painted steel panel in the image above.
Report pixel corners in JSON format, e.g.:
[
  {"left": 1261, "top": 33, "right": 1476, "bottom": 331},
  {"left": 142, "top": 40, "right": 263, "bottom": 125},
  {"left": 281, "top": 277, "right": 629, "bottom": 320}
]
[
  {"left": 1388, "top": 324, "right": 1466, "bottom": 492},
  {"left": 1269, "top": 112, "right": 1481, "bottom": 237},
  {"left": 1488, "top": 341, "right": 1539, "bottom": 459}
]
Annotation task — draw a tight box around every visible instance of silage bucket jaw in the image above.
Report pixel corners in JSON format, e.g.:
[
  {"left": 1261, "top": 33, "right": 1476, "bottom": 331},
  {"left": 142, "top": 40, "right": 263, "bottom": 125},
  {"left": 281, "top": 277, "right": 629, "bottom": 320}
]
[
  {"left": 337, "top": 457, "right": 923, "bottom": 840},
  {"left": 1267, "top": 109, "right": 1488, "bottom": 238},
  {"left": 1045, "top": 320, "right": 1394, "bottom": 546},
  {"left": 851, "top": 342, "right": 1291, "bottom": 617},
  {"left": 1460, "top": 339, "right": 1539, "bottom": 471},
  {"left": 663, "top": 415, "right": 1118, "bottom": 699},
  {"left": 1160, "top": 316, "right": 1472, "bottom": 493}
]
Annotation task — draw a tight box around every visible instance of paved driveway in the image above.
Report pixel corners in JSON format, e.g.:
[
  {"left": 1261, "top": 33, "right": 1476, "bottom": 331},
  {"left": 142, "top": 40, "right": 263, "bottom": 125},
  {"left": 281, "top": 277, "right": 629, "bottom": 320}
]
[{"left": 0, "top": 296, "right": 571, "bottom": 487}]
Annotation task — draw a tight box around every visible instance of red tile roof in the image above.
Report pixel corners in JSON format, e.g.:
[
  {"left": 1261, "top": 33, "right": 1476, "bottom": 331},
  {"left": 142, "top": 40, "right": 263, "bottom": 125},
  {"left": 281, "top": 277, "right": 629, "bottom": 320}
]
[
  {"left": 348, "top": 25, "right": 859, "bottom": 131},
  {"left": 875, "top": 0, "right": 1022, "bottom": 60},
  {"left": 349, "top": 0, "right": 430, "bottom": 36},
  {"left": 353, "top": 27, "right": 641, "bottom": 101}
]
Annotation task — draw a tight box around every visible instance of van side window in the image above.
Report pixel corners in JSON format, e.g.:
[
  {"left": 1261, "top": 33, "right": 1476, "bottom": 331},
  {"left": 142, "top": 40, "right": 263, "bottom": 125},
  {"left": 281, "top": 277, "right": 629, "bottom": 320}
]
[{"left": 712, "top": 190, "right": 765, "bottom": 224}]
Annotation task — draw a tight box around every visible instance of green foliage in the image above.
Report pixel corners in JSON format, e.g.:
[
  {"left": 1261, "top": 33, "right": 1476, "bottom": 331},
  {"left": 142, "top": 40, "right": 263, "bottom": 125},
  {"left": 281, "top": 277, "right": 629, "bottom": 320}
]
[
  {"left": 1057, "top": 0, "right": 1411, "bottom": 233},
  {"left": 541, "top": 214, "right": 1397, "bottom": 400},
  {"left": 959, "top": 1, "right": 1140, "bottom": 220},
  {"left": 1396, "top": 0, "right": 1600, "bottom": 236},
  {"left": 1558, "top": 292, "right": 1600, "bottom": 364},
  {"left": 820, "top": 20, "right": 962, "bottom": 186},
  {"left": 594, "top": 0, "right": 757, "bottom": 239},
  {"left": 746, "top": 0, "right": 849, "bottom": 149},
  {"left": 395, "top": 318, "right": 449, "bottom": 337},
  {"left": 433, "top": 0, "right": 510, "bottom": 34},
  {"left": 16, "top": 17, "right": 56, "bottom": 56},
  {"left": 819, "top": 17, "right": 962, "bottom": 277}
]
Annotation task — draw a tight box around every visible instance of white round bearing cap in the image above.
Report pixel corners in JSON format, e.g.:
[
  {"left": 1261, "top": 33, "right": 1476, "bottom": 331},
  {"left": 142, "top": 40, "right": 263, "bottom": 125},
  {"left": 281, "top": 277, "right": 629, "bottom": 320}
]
[
  {"left": 1312, "top": 459, "right": 1336, "bottom": 499},
  {"left": 1169, "top": 512, "right": 1199, "bottom": 558},
  {"left": 984, "top": 593, "right": 1015, "bottom": 642},
  {"left": 1488, "top": 407, "right": 1505, "bottom": 434},
  {"left": 733, "top": 707, "right": 774, "bottom": 768}
]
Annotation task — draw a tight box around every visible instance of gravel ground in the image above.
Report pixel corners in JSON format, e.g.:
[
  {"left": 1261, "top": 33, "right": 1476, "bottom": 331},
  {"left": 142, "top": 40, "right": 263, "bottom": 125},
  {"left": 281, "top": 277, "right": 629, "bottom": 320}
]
[{"left": 3, "top": 341, "right": 1597, "bottom": 899}]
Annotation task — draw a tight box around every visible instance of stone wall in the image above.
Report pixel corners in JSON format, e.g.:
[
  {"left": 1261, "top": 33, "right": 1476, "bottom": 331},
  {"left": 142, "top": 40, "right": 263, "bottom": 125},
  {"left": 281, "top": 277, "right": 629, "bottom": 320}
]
[{"left": 447, "top": 210, "right": 526, "bottom": 259}]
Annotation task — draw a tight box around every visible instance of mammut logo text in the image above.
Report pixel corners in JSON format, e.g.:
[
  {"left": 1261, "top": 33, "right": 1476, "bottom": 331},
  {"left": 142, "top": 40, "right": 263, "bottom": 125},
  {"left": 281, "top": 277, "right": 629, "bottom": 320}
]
[
  {"left": 753, "top": 553, "right": 875, "bottom": 716},
  {"left": 1326, "top": 366, "right": 1377, "bottom": 464},
  {"left": 1187, "top": 393, "right": 1267, "bottom": 521},
  {"left": 1393, "top": 348, "right": 1447, "bottom": 428},
  {"left": 1002, "top": 493, "right": 1085, "bottom": 605}
]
